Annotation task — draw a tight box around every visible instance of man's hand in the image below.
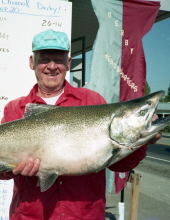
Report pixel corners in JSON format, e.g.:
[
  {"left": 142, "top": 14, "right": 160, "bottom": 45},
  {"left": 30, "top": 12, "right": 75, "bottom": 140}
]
[
  {"left": 147, "top": 132, "right": 162, "bottom": 145},
  {"left": 13, "top": 157, "right": 40, "bottom": 176},
  {"left": 147, "top": 114, "right": 162, "bottom": 145}
]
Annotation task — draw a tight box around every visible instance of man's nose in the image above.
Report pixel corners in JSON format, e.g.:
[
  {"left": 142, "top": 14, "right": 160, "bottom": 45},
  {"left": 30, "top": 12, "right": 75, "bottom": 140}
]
[{"left": 47, "top": 61, "right": 57, "bottom": 69}]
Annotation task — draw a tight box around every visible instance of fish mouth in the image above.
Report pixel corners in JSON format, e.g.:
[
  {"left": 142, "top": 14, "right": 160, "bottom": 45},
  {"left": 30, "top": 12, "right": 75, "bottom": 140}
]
[
  {"left": 125, "top": 91, "right": 168, "bottom": 148},
  {"left": 145, "top": 103, "right": 158, "bottom": 131},
  {"left": 143, "top": 91, "right": 166, "bottom": 135}
]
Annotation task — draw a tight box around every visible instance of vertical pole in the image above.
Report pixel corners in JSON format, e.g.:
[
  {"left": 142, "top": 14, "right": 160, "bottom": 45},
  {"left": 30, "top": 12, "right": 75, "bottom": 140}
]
[
  {"left": 128, "top": 174, "right": 141, "bottom": 220},
  {"left": 118, "top": 188, "right": 125, "bottom": 220},
  {"left": 120, "top": 188, "right": 124, "bottom": 203},
  {"left": 82, "top": 36, "right": 86, "bottom": 86}
]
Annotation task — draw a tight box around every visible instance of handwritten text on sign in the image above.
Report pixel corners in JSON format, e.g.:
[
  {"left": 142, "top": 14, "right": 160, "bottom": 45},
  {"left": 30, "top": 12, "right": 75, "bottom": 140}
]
[
  {"left": 0, "top": 1, "right": 69, "bottom": 16},
  {"left": 0, "top": 0, "right": 72, "bottom": 218}
]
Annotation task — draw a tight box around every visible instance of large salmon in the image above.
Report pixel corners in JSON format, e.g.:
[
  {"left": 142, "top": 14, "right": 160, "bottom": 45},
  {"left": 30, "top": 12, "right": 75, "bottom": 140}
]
[{"left": 0, "top": 90, "right": 169, "bottom": 192}]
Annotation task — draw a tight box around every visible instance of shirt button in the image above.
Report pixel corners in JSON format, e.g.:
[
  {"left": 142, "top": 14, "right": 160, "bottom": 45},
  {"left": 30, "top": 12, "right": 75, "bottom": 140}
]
[
  {"left": 62, "top": 213, "right": 65, "bottom": 216},
  {"left": 60, "top": 181, "right": 63, "bottom": 185}
]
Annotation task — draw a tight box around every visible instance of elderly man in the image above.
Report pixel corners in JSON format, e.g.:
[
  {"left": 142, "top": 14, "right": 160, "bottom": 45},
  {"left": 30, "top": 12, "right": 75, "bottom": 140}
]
[{"left": 0, "top": 29, "right": 161, "bottom": 220}]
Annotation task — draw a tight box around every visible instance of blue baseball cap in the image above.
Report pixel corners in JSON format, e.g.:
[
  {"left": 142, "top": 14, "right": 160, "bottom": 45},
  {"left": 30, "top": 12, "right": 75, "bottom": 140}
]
[{"left": 32, "top": 29, "right": 70, "bottom": 52}]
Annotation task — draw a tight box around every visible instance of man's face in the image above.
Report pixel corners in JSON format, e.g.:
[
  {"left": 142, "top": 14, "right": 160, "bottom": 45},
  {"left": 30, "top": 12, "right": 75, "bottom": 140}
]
[{"left": 30, "top": 49, "right": 71, "bottom": 94}]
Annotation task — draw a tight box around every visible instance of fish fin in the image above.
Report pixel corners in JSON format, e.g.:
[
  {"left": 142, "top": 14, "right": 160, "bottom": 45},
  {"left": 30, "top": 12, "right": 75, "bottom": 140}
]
[
  {"left": 38, "top": 172, "right": 58, "bottom": 192},
  {"left": 0, "top": 162, "right": 16, "bottom": 173},
  {"left": 101, "top": 148, "right": 121, "bottom": 169},
  {"left": 23, "top": 103, "right": 59, "bottom": 118}
]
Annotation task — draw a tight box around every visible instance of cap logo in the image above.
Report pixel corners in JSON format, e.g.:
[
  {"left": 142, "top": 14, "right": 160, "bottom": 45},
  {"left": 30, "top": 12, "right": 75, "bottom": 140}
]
[{"left": 45, "top": 34, "right": 57, "bottom": 41}]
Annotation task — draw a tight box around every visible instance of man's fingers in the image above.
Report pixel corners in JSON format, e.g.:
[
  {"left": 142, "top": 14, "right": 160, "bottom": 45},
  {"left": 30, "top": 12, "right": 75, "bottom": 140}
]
[
  {"left": 13, "top": 162, "right": 26, "bottom": 175},
  {"left": 27, "top": 158, "right": 40, "bottom": 176},
  {"left": 20, "top": 158, "right": 35, "bottom": 176},
  {"left": 155, "top": 132, "right": 162, "bottom": 140},
  {"left": 13, "top": 158, "right": 40, "bottom": 176},
  {"left": 152, "top": 114, "right": 158, "bottom": 122},
  {"left": 147, "top": 114, "right": 162, "bottom": 145},
  {"left": 148, "top": 132, "right": 162, "bottom": 145}
]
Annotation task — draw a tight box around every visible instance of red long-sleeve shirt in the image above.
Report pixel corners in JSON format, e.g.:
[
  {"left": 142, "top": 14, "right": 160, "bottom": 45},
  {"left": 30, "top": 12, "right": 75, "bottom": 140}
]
[{"left": 0, "top": 80, "right": 147, "bottom": 220}]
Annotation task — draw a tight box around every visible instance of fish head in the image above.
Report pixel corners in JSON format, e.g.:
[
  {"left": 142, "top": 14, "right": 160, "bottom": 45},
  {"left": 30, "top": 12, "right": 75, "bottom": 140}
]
[{"left": 109, "top": 91, "right": 166, "bottom": 148}]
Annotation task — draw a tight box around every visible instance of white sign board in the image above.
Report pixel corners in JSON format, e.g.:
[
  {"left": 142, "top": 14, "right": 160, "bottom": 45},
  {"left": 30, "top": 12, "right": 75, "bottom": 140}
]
[
  {"left": 0, "top": 180, "right": 13, "bottom": 219},
  {"left": 0, "top": 0, "right": 72, "bottom": 119},
  {"left": 0, "top": 0, "right": 72, "bottom": 218}
]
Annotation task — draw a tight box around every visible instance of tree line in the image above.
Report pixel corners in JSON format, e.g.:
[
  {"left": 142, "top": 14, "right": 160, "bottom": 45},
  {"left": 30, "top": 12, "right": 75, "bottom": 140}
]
[{"left": 145, "top": 82, "right": 170, "bottom": 103}]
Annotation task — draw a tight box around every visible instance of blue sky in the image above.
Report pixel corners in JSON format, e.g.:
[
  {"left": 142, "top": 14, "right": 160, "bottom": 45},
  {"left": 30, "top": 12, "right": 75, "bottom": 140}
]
[{"left": 143, "top": 17, "right": 170, "bottom": 94}]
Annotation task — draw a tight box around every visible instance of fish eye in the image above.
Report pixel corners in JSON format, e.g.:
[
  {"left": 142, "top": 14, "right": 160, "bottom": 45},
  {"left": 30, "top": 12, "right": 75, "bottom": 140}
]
[{"left": 140, "top": 110, "right": 146, "bottom": 116}]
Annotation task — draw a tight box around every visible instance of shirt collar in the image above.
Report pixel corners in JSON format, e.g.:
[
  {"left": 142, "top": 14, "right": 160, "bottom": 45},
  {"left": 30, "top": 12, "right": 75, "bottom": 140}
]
[
  {"left": 20, "top": 84, "right": 45, "bottom": 107},
  {"left": 63, "top": 80, "right": 82, "bottom": 101},
  {"left": 20, "top": 80, "right": 82, "bottom": 107}
]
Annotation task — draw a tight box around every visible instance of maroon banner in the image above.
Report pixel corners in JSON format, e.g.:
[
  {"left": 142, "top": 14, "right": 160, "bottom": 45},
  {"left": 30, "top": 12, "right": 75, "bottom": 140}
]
[
  {"left": 115, "top": 0, "right": 160, "bottom": 194},
  {"left": 120, "top": 0, "right": 160, "bottom": 102}
]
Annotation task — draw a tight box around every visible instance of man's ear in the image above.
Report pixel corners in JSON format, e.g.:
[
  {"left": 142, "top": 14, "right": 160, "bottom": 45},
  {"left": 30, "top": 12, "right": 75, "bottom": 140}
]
[
  {"left": 67, "top": 57, "right": 72, "bottom": 71},
  {"left": 29, "top": 55, "right": 34, "bottom": 70}
]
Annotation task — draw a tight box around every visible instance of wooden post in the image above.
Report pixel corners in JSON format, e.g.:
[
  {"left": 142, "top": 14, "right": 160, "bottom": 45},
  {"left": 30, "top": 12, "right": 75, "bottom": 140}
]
[{"left": 128, "top": 173, "right": 141, "bottom": 220}]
